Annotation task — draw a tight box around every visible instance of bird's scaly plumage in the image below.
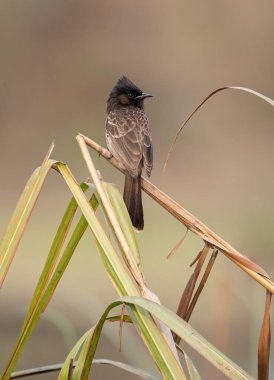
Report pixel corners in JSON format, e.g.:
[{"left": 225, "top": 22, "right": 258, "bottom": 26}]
[{"left": 105, "top": 76, "right": 153, "bottom": 230}]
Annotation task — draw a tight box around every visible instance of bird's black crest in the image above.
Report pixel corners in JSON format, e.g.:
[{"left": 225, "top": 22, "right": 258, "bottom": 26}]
[{"left": 110, "top": 76, "right": 143, "bottom": 97}]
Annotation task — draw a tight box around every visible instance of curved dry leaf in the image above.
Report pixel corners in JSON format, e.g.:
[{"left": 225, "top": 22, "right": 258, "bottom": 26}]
[
  {"left": 258, "top": 291, "right": 272, "bottom": 380},
  {"left": 166, "top": 229, "right": 188, "bottom": 260},
  {"left": 11, "top": 360, "right": 161, "bottom": 380},
  {"left": 163, "top": 86, "right": 274, "bottom": 174}
]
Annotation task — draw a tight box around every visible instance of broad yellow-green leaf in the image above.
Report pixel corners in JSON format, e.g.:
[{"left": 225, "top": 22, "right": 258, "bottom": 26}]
[
  {"left": 1, "top": 186, "right": 96, "bottom": 380},
  {"left": 56, "top": 162, "right": 136, "bottom": 297},
  {"left": 121, "top": 296, "right": 255, "bottom": 380},
  {"left": 0, "top": 146, "right": 54, "bottom": 287}
]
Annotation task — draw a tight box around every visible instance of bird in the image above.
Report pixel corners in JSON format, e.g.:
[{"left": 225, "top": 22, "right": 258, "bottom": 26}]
[{"left": 105, "top": 76, "right": 153, "bottom": 230}]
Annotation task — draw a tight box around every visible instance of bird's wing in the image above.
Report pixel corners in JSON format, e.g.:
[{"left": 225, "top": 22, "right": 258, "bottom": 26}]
[
  {"left": 105, "top": 109, "right": 145, "bottom": 177},
  {"left": 143, "top": 130, "right": 153, "bottom": 178}
]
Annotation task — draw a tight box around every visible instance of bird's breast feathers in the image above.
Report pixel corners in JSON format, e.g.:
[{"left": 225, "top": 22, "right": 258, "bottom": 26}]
[{"left": 105, "top": 107, "right": 152, "bottom": 177}]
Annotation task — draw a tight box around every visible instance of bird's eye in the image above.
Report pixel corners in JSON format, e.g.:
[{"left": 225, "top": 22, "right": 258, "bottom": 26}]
[{"left": 128, "top": 93, "right": 134, "bottom": 99}]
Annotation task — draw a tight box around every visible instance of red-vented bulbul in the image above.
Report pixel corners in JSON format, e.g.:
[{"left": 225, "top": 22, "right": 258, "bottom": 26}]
[{"left": 105, "top": 76, "right": 153, "bottom": 230}]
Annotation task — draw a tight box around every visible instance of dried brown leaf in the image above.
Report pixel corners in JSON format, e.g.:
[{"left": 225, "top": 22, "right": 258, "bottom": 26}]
[
  {"left": 189, "top": 250, "right": 202, "bottom": 267},
  {"left": 166, "top": 229, "right": 188, "bottom": 260},
  {"left": 173, "top": 244, "right": 210, "bottom": 344},
  {"left": 185, "top": 249, "right": 218, "bottom": 322},
  {"left": 119, "top": 305, "right": 125, "bottom": 352},
  {"left": 258, "top": 290, "right": 272, "bottom": 380}
]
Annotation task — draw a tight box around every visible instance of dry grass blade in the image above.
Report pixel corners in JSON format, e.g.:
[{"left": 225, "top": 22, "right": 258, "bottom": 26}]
[
  {"left": 189, "top": 249, "right": 203, "bottom": 267},
  {"left": 11, "top": 360, "right": 161, "bottom": 380},
  {"left": 163, "top": 86, "right": 274, "bottom": 174},
  {"left": 163, "top": 86, "right": 227, "bottom": 174},
  {"left": 166, "top": 229, "right": 188, "bottom": 260},
  {"left": 106, "top": 314, "right": 132, "bottom": 323},
  {"left": 119, "top": 305, "right": 125, "bottom": 352},
  {"left": 229, "top": 87, "right": 274, "bottom": 106},
  {"left": 68, "top": 359, "right": 74, "bottom": 380},
  {"left": 173, "top": 244, "right": 210, "bottom": 344},
  {"left": 80, "top": 134, "right": 274, "bottom": 294},
  {"left": 258, "top": 291, "right": 272, "bottom": 380},
  {"left": 184, "top": 249, "right": 218, "bottom": 322}
]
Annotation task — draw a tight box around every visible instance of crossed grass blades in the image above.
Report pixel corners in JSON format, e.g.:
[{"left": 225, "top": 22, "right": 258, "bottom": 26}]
[{"left": 0, "top": 86, "right": 273, "bottom": 380}]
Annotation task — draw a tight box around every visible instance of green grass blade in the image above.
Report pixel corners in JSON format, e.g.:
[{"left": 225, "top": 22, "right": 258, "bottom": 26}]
[
  {"left": 60, "top": 302, "right": 159, "bottom": 380},
  {"left": 0, "top": 148, "right": 54, "bottom": 287},
  {"left": 121, "top": 296, "right": 255, "bottom": 380},
  {"left": 0, "top": 187, "right": 95, "bottom": 380},
  {"left": 58, "top": 329, "right": 92, "bottom": 379},
  {"left": 71, "top": 302, "right": 121, "bottom": 380},
  {"left": 41, "top": 193, "right": 98, "bottom": 303},
  {"left": 29, "top": 182, "right": 89, "bottom": 313},
  {"left": 56, "top": 162, "right": 186, "bottom": 380},
  {"left": 104, "top": 182, "right": 141, "bottom": 268},
  {"left": 184, "top": 352, "right": 201, "bottom": 380}
]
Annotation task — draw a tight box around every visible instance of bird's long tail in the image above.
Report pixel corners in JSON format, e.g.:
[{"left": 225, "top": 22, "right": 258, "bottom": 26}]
[{"left": 123, "top": 174, "right": 144, "bottom": 230}]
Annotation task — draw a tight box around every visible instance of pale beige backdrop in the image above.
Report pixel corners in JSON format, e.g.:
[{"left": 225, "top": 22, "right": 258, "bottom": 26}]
[{"left": 0, "top": 1, "right": 273, "bottom": 379}]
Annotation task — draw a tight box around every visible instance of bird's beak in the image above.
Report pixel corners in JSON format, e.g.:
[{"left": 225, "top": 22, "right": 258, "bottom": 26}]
[{"left": 136, "top": 93, "right": 153, "bottom": 100}]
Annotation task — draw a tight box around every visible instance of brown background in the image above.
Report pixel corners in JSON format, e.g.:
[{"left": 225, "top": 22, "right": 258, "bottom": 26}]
[{"left": 1, "top": 1, "right": 274, "bottom": 379}]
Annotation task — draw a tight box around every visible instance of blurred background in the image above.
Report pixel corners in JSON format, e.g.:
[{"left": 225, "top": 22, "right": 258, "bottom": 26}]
[{"left": 0, "top": 1, "right": 273, "bottom": 379}]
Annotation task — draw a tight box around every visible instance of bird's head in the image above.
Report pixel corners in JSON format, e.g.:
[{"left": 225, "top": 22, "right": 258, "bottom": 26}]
[{"left": 107, "top": 76, "right": 153, "bottom": 110}]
